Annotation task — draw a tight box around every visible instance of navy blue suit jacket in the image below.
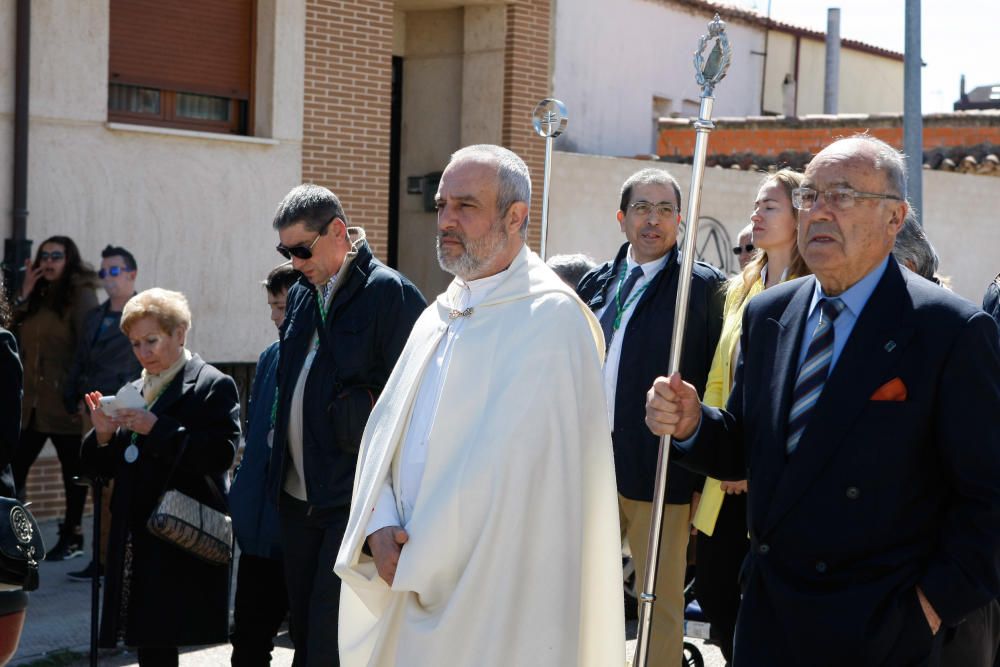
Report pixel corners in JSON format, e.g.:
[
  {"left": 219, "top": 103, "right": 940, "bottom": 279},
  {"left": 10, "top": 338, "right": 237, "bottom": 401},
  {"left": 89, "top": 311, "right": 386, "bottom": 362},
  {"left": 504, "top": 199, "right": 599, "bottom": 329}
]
[{"left": 677, "top": 259, "right": 1000, "bottom": 665}]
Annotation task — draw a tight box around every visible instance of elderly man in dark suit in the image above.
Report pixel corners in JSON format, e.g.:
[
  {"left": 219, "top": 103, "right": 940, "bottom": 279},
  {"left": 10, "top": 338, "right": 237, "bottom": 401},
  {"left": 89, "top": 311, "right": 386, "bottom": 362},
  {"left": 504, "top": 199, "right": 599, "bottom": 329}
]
[{"left": 646, "top": 135, "right": 1000, "bottom": 666}]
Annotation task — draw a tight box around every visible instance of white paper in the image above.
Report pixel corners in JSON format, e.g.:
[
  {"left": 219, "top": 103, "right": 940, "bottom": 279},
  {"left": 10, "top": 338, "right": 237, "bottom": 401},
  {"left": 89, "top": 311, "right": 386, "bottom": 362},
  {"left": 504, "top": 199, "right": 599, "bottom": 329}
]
[{"left": 99, "top": 383, "right": 146, "bottom": 417}]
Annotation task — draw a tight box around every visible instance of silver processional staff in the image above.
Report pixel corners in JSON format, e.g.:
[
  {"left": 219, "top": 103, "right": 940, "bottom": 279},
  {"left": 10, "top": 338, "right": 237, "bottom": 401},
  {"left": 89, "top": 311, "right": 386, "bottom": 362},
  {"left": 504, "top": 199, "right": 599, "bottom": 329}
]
[
  {"left": 630, "top": 13, "right": 732, "bottom": 667},
  {"left": 531, "top": 98, "right": 568, "bottom": 260}
]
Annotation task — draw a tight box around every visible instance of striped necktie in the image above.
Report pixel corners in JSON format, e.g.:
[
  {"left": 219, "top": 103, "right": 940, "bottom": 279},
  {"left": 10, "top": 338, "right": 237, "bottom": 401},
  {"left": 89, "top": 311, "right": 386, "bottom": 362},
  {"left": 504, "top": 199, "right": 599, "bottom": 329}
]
[{"left": 786, "top": 298, "right": 846, "bottom": 453}]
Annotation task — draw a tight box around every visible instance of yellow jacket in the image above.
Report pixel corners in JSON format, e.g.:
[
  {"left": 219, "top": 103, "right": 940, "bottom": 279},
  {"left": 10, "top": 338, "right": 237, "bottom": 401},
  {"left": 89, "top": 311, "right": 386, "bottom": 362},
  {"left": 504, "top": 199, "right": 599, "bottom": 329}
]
[{"left": 691, "top": 276, "right": 763, "bottom": 535}]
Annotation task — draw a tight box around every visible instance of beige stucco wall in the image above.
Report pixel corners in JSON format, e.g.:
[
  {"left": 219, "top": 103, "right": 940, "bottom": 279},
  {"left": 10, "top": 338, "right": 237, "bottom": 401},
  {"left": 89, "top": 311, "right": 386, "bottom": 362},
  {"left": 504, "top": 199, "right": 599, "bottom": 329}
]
[
  {"left": 547, "top": 152, "right": 757, "bottom": 275},
  {"left": 552, "top": 0, "right": 767, "bottom": 158},
  {"left": 0, "top": 0, "right": 305, "bottom": 363},
  {"left": 548, "top": 151, "right": 1000, "bottom": 303},
  {"left": 793, "top": 37, "right": 903, "bottom": 116},
  {"left": 394, "top": 4, "right": 508, "bottom": 300}
]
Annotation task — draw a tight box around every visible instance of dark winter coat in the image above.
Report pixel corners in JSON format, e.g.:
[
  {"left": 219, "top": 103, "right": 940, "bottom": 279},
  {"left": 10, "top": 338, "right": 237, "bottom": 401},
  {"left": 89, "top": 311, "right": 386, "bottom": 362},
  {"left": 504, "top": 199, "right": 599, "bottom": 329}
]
[
  {"left": 64, "top": 299, "right": 143, "bottom": 412},
  {"left": 81, "top": 354, "right": 240, "bottom": 649},
  {"left": 15, "top": 275, "right": 98, "bottom": 433},
  {"left": 267, "top": 240, "right": 425, "bottom": 508},
  {"left": 0, "top": 330, "right": 21, "bottom": 497},
  {"left": 229, "top": 341, "right": 282, "bottom": 559}
]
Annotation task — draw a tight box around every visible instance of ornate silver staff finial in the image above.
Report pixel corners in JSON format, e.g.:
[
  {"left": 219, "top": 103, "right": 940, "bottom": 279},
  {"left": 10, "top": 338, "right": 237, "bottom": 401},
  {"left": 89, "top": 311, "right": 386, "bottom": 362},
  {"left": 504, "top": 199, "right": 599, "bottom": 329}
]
[
  {"left": 532, "top": 98, "right": 568, "bottom": 139},
  {"left": 693, "top": 14, "right": 732, "bottom": 97},
  {"left": 530, "top": 98, "right": 568, "bottom": 260}
]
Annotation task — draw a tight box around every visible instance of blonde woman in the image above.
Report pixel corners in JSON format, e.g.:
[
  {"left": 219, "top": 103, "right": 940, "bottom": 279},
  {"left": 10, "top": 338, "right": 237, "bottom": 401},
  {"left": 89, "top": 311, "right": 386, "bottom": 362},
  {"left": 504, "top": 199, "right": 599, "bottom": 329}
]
[
  {"left": 81, "top": 288, "right": 239, "bottom": 667},
  {"left": 692, "top": 169, "right": 809, "bottom": 662}
]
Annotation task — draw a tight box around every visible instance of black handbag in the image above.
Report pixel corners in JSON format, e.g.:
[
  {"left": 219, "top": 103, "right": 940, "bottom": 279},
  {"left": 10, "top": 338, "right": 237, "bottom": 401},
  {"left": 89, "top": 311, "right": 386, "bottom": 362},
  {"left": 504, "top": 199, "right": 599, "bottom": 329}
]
[{"left": 0, "top": 497, "right": 44, "bottom": 591}]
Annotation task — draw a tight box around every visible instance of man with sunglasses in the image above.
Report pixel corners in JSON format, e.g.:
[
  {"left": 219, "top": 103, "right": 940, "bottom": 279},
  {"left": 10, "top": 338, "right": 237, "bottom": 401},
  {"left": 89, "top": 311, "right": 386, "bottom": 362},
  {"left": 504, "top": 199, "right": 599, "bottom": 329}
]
[
  {"left": 733, "top": 222, "right": 755, "bottom": 270},
  {"left": 63, "top": 245, "right": 142, "bottom": 581},
  {"left": 575, "top": 168, "right": 725, "bottom": 666},
  {"left": 646, "top": 135, "right": 1000, "bottom": 665},
  {"left": 267, "top": 184, "right": 424, "bottom": 667}
]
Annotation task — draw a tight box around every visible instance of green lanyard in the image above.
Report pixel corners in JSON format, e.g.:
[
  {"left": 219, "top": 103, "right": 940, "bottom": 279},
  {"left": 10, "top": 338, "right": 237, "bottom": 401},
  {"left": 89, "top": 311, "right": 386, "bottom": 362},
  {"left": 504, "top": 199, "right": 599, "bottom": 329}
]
[
  {"left": 315, "top": 288, "right": 328, "bottom": 323},
  {"left": 612, "top": 265, "right": 649, "bottom": 332}
]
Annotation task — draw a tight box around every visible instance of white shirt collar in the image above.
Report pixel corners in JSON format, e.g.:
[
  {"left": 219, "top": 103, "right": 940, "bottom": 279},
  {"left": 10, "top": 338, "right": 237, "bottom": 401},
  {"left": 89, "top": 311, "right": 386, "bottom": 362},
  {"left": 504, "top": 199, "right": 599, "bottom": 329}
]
[
  {"left": 759, "top": 262, "right": 790, "bottom": 285},
  {"left": 625, "top": 245, "right": 673, "bottom": 280}
]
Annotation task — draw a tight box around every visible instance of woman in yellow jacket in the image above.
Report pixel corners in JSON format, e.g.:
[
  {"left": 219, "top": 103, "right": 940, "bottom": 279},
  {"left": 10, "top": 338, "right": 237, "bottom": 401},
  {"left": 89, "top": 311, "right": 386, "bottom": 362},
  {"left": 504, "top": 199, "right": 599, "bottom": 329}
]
[{"left": 692, "top": 169, "right": 809, "bottom": 663}]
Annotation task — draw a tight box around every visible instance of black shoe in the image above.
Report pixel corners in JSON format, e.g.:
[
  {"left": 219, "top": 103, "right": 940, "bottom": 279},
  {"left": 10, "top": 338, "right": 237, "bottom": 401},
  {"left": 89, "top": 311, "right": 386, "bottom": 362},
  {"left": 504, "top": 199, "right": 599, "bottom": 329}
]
[
  {"left": 46, "top": 524, "right": 84, "bottom": 561},
  {"left": 67, "top": 560, "right": 102, "bottom": 581}
]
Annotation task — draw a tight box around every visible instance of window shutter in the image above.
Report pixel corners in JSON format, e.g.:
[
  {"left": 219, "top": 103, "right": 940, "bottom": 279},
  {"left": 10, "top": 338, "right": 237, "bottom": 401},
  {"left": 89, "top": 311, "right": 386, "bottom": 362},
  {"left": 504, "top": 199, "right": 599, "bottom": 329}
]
[{"left": 109, "top": 0, "right": 253, "bottom": 100}]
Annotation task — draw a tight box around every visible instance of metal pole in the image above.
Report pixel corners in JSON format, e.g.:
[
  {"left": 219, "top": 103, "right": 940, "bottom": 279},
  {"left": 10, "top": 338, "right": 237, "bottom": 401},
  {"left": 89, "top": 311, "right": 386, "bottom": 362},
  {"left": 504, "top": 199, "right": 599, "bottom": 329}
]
[
  {"left": 90, "top": 481, "right": 102, "bottom": 667},
  {"left": 5, "top": 0, "right": 32, "bottom": 297},
  {"left": 531, "top": 99, "right": 567, "bottom": 260},
  {"left": 824, "top": 8, "right": 841, "bottom": 115},
  {"left": 904, "top": 0, "right": 923, "bottom": 223},
  {"left": 541, "top": 137, "right": 554, "bottom": 259},
  {"left": 632, "top": 15, "right": 731, "bottom": 667}
]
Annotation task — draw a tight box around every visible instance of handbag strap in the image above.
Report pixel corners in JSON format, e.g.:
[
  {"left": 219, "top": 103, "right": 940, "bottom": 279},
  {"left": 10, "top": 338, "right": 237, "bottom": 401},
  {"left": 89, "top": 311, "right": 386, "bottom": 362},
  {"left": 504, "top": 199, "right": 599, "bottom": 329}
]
[{"left": 159, "top": 434, "right": 229, "bottom": 511}]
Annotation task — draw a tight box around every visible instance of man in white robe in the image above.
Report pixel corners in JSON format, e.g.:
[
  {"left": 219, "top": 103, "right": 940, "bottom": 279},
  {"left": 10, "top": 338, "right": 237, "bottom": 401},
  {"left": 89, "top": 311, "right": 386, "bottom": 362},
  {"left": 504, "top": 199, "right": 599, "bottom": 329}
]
[{"left": 335, "top": 144, "right": 625, "bottom": 666}]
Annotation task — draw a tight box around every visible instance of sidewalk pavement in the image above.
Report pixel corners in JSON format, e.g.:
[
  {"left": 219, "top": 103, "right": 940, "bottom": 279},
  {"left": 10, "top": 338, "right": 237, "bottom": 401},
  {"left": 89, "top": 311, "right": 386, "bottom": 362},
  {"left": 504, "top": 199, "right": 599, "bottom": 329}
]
[
  {"left": 14, "top": 520, "right": 723, "bottom": 666},
  {"left": 11, "top": 519, "right": 294, "bottom": 666}
]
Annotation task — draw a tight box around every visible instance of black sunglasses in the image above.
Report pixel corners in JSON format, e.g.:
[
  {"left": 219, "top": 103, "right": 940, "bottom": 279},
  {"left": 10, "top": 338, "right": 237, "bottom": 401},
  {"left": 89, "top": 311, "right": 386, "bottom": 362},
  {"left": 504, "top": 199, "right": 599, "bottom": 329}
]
[
  {"left": 276, "top": 219, "right": 334, "bottom": 260},
  {"left": 732, "top": 244, "right": 754, "bottom": 255},
  {"left": 39, "top": 251, "right": 65, "bottom": 262},
  {"left": 99, "top": 266, "right": 133, "bottom": 279}
]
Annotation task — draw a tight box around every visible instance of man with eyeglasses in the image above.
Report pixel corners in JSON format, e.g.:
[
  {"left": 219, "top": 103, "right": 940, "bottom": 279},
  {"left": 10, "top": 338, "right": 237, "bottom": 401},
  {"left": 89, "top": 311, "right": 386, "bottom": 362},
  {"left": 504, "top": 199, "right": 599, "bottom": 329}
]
[
  {"left": 646, "top": 135, "right": 1000, "bottom": 665},
  {"left": 267, "top": 184, "right": 424, "bottom": 667},
  {"left": 64, "top": 245, "right": 142, "bottom": 581},
  {"left": 576, "top": 168, "right": 725, "bottom": 666}
]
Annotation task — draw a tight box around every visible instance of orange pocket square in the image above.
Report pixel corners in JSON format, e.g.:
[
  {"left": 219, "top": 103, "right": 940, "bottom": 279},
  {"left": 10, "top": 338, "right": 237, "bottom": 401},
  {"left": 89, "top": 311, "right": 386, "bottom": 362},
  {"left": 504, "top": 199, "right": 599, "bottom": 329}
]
[{"left": 871, "top": 377, "right": 907, "bottom": 401}]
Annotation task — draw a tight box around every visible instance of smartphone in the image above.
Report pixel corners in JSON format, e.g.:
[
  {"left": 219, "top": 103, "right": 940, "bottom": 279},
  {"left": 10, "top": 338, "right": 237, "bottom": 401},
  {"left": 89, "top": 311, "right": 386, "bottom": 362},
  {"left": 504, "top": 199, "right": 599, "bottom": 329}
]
[{"left": 99, "top": 396, "right": 119, "bottom": 417}]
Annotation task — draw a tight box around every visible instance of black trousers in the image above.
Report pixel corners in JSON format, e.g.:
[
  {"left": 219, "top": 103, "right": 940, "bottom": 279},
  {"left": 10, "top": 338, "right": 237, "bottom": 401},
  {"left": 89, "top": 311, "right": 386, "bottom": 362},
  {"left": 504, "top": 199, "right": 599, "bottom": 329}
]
[
  {"left": 137, "top": 646, "right": 178, "bottom": 666},
  {"left": 940, "top": 599, "right": 1000, "bottom": 667},
  {"left": 279, "top": 494, "right": 349, "bottom": 667},
  {"left": 13, "top": 427, "right": 86, "bottom": 529},
  {"left": 231, "top": 553, "right": 290, "bottom": 666},
  {"left": 695, "top": 490, "right": 748, "bottom": 664}
]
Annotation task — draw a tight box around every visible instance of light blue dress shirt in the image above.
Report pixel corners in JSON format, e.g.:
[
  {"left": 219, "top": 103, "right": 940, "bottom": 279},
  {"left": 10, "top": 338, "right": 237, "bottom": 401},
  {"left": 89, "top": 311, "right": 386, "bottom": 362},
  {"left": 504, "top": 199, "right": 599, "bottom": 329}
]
[{"left": 675, "top": 255, "right": 891, "bottom": 450}]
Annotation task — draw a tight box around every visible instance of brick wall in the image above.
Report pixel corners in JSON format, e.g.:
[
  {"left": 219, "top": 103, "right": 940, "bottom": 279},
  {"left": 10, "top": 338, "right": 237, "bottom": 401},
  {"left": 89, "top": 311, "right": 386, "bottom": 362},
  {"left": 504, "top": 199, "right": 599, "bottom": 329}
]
[
  {"left": 501, "top": 0, "right": 552, "bottom": 254},
  {"left": 658, "top": 113, "right": 1000, "bottom": 160},
  {"left": 24, "top": 454, "right": 94, "bottom": 522},
  {"left": 302, "top": 0, "right": 394, "bottom": 260}
]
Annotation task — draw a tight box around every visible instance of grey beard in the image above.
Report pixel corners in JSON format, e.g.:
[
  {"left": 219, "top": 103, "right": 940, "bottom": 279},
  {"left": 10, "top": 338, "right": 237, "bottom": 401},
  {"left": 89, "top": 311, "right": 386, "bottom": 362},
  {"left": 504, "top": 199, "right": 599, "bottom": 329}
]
[{"left": 437, "top": 221, "right": 509, "bottom": 280}]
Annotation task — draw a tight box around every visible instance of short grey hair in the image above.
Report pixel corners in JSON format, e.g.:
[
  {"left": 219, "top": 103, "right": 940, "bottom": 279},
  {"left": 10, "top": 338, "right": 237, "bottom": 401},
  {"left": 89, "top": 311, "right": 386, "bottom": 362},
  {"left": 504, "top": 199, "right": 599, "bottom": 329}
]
[
  {"left": 449, "top": 145, "right": 531, "bottom": 239},
  {"left": 846, "top": 133, "right": 908, "bottom": 200},
  {"left": 619, "top": 168, "right": 682, "bottom": 214},
  {"left": 272, "top": 184, "right": 347, "bottom": 233},
  {"left": 546, "top": 253, "right": 597, "bottom": 288},
  {"left": 892, "top": 208, "right": 938, "bottom": 280}
]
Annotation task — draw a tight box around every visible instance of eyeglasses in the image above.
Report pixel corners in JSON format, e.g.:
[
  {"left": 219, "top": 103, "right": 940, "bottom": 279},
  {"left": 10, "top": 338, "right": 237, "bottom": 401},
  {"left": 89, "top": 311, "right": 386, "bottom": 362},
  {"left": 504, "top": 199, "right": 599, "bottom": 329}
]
[
  {"left": 99, "top": 266, "right": 132, "bottom": 279},
  {"left": 791, "top": 187, "right": 903, "bottom": 212},
  {"left": 732, "top": 243, "right": 755, "bottom": 256},
  {"left": 276, "top": 232, "right": 322, "bottom": 260},
  {"left": 39, "top": 251, "right": 65, "bottom": 262},
  {"left": 629, "top": 201, "right": 678, "bottom": 219}
]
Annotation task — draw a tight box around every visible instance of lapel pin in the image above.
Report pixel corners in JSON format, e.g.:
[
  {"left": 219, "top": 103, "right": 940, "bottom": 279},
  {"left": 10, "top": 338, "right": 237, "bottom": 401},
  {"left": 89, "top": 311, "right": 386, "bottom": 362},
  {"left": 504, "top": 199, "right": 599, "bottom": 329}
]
[{"left": 884, "top": 340, "right": 896, "bottom": 352}]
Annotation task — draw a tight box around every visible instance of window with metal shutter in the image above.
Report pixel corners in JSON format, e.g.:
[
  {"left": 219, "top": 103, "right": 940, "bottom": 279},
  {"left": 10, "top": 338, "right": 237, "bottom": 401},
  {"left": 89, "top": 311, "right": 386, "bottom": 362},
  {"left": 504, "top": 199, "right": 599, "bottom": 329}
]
[{"left": 108, "top": 0, "right": 254, "bottom": 135}]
